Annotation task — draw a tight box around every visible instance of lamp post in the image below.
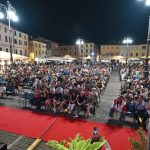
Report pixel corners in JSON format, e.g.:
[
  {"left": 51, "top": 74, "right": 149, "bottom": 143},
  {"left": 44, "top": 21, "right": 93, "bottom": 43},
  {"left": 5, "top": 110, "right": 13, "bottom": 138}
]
[
  {"left": 122, "top": 37, "right": 133, "bottom": 66},
  {"left": 137, "top": 1, "right": 150, "bottom": 148},
  {"left": 144, "top": 15, "right": 150, "bottom": 79},
  {"left": 138, "top": 0, "right": 150, "bottom": 78},
  {"left": 76, "top": 38, "right": 84, "bottom": 60},
  {"left": 0, "top": 1, "right": 19, "bottom": 64}
]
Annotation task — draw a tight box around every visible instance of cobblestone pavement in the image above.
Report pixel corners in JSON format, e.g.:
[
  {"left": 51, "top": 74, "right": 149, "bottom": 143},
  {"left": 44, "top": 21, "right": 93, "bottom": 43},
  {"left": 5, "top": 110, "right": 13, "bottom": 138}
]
[
  {"left": 89, "top": 70, "right": 121, "bottom": 123},
  {"left": 0, "top": 70, "right": 136, "bottom": 150}
]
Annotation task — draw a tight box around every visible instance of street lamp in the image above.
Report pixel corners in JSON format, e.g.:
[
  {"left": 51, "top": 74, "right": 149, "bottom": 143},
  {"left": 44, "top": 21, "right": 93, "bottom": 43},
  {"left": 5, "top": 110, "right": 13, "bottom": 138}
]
[
  {"left": 76, "top": 38, "right": 84, "bottom": 59},
  {"left": 0, "top": 1, "right": 19, "bottom": 64},
  {"left": 146, "top": 0, "right": 150, "bottom": 6},
  {"left": 122, "top": 37, "right": 133, "bottom": 66},
  {"left": 138, "top": 0, "right": 150, "bottom": 78}
]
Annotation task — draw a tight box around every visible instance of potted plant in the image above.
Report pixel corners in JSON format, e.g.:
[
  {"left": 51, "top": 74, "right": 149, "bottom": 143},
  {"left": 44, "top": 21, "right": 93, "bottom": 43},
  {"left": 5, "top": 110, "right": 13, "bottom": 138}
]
[
  {"left": 47, "top": 134, "right": 106, "bottom": 150},
  {"left": 129, "top": 128, "right": 147, "bottom": 150}
]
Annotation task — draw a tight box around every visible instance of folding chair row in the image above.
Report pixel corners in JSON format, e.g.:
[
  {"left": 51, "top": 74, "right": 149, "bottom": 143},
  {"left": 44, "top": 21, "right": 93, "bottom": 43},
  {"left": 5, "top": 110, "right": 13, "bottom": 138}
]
[{"left": 19, "top": 92, "right": 34, "bottom": 108}]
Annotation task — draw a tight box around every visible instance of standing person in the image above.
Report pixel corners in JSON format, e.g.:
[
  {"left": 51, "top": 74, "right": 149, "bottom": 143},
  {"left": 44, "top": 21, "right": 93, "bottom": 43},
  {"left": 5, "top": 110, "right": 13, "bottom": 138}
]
[{"left": 91, "top": 127, "right": 103, "bottom": 150}]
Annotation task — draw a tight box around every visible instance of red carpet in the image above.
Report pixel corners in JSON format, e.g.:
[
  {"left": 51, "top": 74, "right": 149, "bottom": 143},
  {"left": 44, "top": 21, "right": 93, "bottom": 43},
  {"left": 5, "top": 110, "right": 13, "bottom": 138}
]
[{"left": 0, "top": 106, "right": 137, "bottom": 150}]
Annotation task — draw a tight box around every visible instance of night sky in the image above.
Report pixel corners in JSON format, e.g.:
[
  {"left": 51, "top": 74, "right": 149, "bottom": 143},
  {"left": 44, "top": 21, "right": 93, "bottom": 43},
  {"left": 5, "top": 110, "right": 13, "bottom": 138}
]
[{"left": 1, "top": 0, "right": 150, "bottom": 44}]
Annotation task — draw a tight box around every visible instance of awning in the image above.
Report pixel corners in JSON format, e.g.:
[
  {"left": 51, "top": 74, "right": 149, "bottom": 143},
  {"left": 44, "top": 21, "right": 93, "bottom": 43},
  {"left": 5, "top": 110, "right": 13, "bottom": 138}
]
[{"left": 0, "top": 51, "right": 28, "bottom": 61}]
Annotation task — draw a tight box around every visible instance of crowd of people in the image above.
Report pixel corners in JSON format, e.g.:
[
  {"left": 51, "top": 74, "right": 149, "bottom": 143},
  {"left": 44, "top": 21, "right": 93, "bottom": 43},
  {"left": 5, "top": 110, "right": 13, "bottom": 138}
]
[
  {"left": 109, "top": 64, "right": 150, "bottom": 129},
  {"left": 1, "top": 61, "right": 149, "bottom": 128},
  {"left": 0, "top": 62, "right": 112, "bottom": 118}
]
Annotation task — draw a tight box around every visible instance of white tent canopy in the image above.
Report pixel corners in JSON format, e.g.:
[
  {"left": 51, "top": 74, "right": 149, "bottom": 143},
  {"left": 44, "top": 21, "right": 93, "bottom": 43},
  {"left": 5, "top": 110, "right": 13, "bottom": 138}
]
[{"left": 0, "top": 51, "right": 28, "bottom": 62}]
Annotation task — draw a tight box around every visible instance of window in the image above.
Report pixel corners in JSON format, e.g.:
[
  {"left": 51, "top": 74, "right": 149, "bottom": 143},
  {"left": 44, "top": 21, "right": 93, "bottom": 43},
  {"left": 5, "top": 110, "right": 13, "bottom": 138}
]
[
  {"left": 24, "top": 41, "right": 27, "bottom": 46},
  {"left": 6, "top": 48, "right": 8, "bottom": 52},
  {"left": 5, "top": 36, "right": 8, "bottom": 42},
  {"left": 85, "top": 55, "right": 88, "bottom": 57},
  {"left": 75, "top": 52, "right": 77, "bottom": 55},
  {"left": 81, "top": 49, "right": 83, "bottom": 53},
  {"left": 36, "top": 51, "right": 37, "bottom": 55},
  {"left": 136, "top": 53, "right": 138, "bottom": 57},
  {"left": 142, "top": 46, "right": 146, "bottom": 50},
  {"left": 90, "top": 49, "right": 92, "bottom": 53},
  {"left": 20, "top": 50, "right": 22, "bottom": 55},
  {"left": 35, "top": 43, "right": 37, "bottom": 47},
  {"left": 15, "top": 50, "right": 18, "bottom": 54},
  {"left": 4, "top": 27, "right": 7, "bottom": 33},
  {"left": 81, "top": 45, "right": 83, "bottom": 48},
  {"left": 0, "top": 34, "right": 2, "bottom": 41},
  {"left": 14, "top": 39, "right": 17, "bottom": 44},
  {"left": 19, "top": 33, "right": 22, "bottom": 37},
  {"left": 14, "top": 31, "right": 17, "bottom": 36},
  {"left": 19, "top": 40, "right": 22, "bottom": 45},
  {"left": 24, "top": 35, "right": 26, "bottom": 40},
  {"left": 86, "top": 44, "right": 88, "bottom": 47},
  {"left": 90, "top": 44, "right": 93, "bottom": 47},
  {"left": 81, "top": 55, "right": 83, "bottom": 57},
  {"left": 39, "top": 44, "right": 41, "bottom": 48},
  {"left": 39, "top": 51, "right": 41, "bottom": 55},
  {"left": 0, "top": 47, "right": 2, "bottom": 51},
  {"left": 86, "top": 49, "right": 88, "bottom": 53},
  {"left": 130, "top": 53, "right": 133, "bottom": 57}
]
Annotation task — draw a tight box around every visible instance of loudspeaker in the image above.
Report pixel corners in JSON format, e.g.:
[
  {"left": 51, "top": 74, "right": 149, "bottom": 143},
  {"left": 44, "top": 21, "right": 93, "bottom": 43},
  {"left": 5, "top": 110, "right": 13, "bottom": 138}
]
[{"left": 0, "top": 142, "right": 7, "bottom": 150}]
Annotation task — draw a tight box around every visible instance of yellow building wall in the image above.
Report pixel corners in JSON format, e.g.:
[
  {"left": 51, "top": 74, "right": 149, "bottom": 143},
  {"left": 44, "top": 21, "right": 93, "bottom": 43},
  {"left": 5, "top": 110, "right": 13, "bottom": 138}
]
[
  {"left": 100, "top": 44, "right": 148, "bottom": 61},
  {"left": 29, "top": 41, "right": 43, "bottom": 58},
  {"left": 100, "top": 45, "right": 121, "bottom": 60}
]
